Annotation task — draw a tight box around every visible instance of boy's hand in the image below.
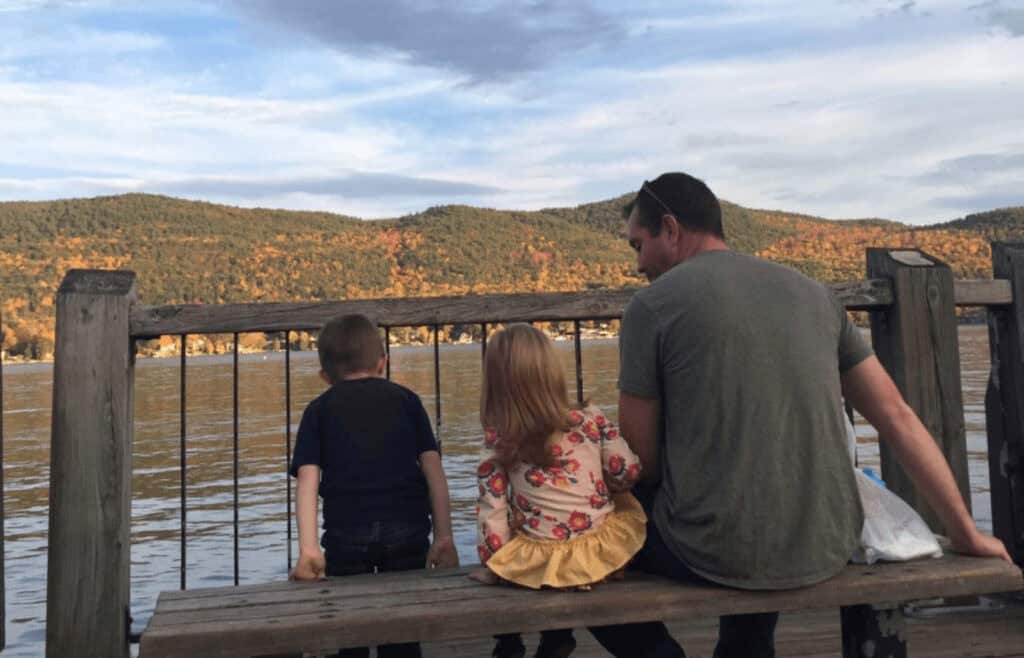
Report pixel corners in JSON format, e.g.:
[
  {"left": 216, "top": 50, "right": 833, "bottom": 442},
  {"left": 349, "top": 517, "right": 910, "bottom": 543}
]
[
  {"left": 426, "top": 534, "right": 459, "bottom": 568},
  {"left": 290, "top": 549, "right": 326, "bottom": 581}
]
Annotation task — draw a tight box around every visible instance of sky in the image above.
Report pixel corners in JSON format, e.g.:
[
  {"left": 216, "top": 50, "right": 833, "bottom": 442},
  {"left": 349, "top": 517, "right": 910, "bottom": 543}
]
[{"left": 0, "top": 0, "right": 1022, "bottom": 224}]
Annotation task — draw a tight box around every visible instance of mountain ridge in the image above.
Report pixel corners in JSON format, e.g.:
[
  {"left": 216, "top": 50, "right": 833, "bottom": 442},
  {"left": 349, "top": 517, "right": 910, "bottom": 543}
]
[{"left": 1, "top": 192, "right": 1022, "bottom": 358}]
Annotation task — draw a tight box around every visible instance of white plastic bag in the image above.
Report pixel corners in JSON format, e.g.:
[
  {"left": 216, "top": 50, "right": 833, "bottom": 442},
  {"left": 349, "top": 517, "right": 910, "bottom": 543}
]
[{"left": 844, "top": 413, "right": 943, "bottom": 565}]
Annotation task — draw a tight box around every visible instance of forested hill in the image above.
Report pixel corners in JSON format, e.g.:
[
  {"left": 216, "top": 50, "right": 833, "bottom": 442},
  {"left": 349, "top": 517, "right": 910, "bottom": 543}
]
[{"left": 1, "top": 193, "right": 1022, "bottom": 358}]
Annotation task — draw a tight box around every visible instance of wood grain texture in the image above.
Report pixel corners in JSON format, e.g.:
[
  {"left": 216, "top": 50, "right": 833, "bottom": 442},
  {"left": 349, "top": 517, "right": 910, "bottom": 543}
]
[
  {"left": 126, "top": 278, "right": 1012, "bottom": 338},
  {"left": 137, "top": 554, "right": 1022, "bottom": 658},
  {"left": 128, "top": 280, "right": 896, "bottom": 338},
  {"left": 956, "top": 279, "right": 1013, "bottom": 306},
  {"left": 422, "top": 603, "right": 1024, "bottom": 658},
  {"left": 867, "top": 249, "right": 971, "bottom": 534},
  {"left": 987, "top": 243, "right": 1024, "bottom": 566},
  {"left": 46, "top": 269, "right": 136, "bottom": 658}
]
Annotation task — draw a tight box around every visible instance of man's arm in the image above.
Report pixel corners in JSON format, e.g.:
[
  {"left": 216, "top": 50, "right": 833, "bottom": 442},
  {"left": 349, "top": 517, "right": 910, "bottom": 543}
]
[
  {"left": 618, "top": 391, "right": 661, "bottom": 483},
  {"left": 291, "top": 464, "right": 326, "bottom": 580},
  {"left": 420, "top": 450, "right": 459, "bottom": 568},
  {"left": 841, "top": 355, "right": 1010, "bottom": 561}
]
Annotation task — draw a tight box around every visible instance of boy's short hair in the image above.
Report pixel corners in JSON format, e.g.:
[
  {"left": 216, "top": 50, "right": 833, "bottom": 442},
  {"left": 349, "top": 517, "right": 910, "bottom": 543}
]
[{"left": 317, "top": 314, "right": 385, "bottom": 382}]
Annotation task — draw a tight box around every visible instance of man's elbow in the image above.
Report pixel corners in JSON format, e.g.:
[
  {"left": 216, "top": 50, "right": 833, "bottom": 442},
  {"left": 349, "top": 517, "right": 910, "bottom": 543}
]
[{"left": 876, "top": 397, "right": 929, "bottom": 447}]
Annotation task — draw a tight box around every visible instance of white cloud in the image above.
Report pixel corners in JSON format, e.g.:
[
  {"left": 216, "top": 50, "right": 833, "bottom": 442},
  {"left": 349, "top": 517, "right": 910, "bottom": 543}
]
[
  {"left": 228, "top": 0, "right": 625, "bottom": 81},
  {"left": 436, "top": 31, "right": 1024, "bottom": 221},
  {"left": 0, "top": 0, "right": 1021, "bottom": 224}
]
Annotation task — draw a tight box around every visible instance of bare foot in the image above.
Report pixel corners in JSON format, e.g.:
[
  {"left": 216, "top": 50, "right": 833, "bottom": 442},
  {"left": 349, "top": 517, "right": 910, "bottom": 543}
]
[{"left": 469, "top": 568, "right": 500, "bottom": 585}]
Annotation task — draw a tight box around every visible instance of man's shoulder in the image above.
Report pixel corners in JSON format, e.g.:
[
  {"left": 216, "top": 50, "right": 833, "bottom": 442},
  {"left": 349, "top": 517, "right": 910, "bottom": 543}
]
[{"left": 695, "top": 250, "right": 831, "bottom": 295}]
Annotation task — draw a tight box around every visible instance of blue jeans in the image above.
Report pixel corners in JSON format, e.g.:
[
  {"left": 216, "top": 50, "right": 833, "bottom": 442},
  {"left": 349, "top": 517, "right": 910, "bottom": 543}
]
[
  {"left": 322, "top": 518, "right": 431, "bottom": 658},
  {"left": 588, "top": 486, "right": 778, "bottom": 658}
]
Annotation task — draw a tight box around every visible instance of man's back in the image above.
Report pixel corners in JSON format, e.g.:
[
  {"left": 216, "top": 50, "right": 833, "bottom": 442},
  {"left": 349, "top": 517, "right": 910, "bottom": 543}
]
[{"left": 619, "top": 250, "right": 871, "bottom": 589}]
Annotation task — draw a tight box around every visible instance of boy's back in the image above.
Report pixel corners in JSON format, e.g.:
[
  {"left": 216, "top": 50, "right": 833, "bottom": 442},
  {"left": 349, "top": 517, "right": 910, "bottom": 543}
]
[
  {"left": 290, "top": 377, "right": 438, "bottom": 530},
  {"left": 289, "top": 313, "right": 457, "bottom": 658}
]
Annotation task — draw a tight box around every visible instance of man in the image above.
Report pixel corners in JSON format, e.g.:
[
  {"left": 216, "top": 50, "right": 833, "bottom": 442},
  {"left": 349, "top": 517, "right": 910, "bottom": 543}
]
[{"left": 590, "top": 172, "right": 1009, "bottom": 658}]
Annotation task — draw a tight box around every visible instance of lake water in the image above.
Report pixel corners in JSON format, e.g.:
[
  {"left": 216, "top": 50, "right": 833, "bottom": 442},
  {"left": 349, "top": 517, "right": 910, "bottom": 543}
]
[{"left": 0, "top": 327, "right": 996, "bottom": 656}]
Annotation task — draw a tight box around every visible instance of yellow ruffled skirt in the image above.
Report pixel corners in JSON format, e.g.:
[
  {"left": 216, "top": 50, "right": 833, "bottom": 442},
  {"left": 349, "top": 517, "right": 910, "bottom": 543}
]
[{"left": 485, "top": 492, "right": 647, "bottom": 589}]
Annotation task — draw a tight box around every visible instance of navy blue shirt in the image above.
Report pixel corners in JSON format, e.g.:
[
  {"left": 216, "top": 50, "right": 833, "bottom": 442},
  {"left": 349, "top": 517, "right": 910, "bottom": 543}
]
[{"left": 289, "top": 378, "right": 439, "bottom": 530}]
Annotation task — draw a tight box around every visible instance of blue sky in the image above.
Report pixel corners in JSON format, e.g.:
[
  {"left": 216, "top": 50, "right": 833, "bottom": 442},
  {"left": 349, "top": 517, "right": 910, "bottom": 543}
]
[{"left": 0, "top": 0, "right": 1022, "bottom": 223}]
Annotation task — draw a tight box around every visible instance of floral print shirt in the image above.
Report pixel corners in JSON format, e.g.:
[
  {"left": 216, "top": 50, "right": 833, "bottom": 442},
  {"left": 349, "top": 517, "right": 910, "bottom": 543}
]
[{"left": 476, "top": 405, "right": 642, "bottom": 563}]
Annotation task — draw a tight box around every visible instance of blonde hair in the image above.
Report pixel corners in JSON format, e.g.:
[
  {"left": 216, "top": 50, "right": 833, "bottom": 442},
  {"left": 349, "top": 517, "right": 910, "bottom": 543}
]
[{"left": 481, "top": 324, "right": 571, "bottom": 468}]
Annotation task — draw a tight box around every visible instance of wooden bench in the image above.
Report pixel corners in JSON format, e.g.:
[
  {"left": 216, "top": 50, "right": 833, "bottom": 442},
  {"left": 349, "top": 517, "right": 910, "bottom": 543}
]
[{"left": 139, "top": 553, "right": 1022, "bottom": 658}]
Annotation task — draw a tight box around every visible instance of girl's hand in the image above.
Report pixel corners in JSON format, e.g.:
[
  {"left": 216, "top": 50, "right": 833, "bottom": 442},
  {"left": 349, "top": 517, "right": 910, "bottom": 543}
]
[
  {"left": 469, "top": 568, "right": 501, "bottom": 585},
  {"left": 290, "top": 549, "right": 326, "bottom": 581}
]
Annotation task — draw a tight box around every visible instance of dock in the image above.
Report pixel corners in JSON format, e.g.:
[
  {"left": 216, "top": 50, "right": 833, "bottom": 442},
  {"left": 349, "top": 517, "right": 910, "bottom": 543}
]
[
  {"left": 424, "top": 601, "right": 1024, "bottom": 657},
  {"left": 38, "top": 245, "right": 1024, "bottom": 657}
]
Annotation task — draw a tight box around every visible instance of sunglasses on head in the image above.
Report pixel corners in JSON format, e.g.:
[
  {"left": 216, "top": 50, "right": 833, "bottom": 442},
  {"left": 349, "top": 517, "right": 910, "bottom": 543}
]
[{"left": 641, "top": 181, "right": 676, "bottom": 218}]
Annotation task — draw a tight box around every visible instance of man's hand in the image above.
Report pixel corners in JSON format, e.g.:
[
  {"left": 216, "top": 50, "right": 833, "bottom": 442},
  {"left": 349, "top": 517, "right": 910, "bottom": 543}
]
[
  {"left": 842, "top": 357, "right": 1011, "bottom": 563},
  {"left": 290, "top": 548, "right": 326, "bottom": 581},
  {"left": 605, "top": 477, "right": 632, "bottom": 494},
  {"left": 950, "top": 528, "right": 1012, "bottom": 562},
  {"left": 618, "top": 392, "right": 661, "bottom": 481},
  {"left": 426, "top": 534, "right": 459, "bottom": 568}
]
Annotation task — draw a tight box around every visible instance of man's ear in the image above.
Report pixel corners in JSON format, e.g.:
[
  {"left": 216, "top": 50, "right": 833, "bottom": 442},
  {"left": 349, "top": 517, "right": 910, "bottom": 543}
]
[
  {"left": 376, "top": 354, "right": 388, "bottom": 376},
  {"left": 319, "top": 369, "right": 331, "bottom": 384},
  {"left": 661, "top": 213, "right": 683, "bottom": 242}
]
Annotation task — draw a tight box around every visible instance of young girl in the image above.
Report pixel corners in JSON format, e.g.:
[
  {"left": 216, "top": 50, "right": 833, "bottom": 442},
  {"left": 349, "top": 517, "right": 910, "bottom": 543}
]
[{"left": 475, "top": 324, "right": 647, "bottom": 658}]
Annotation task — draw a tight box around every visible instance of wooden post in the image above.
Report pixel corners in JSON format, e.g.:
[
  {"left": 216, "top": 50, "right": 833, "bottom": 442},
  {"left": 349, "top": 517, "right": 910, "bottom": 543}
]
[
  {"left": 866, "top": 249, "right": 970, "bottom": 533},
  {"left": 840, "top": 604, "right": 906, "bottom": 658},
  {"left": 986, "top": 243, "right": 1024, "bottom": 566},
  {"left": 1, "top": 308, "right": 5, "bottom": 652},
  {"left": 46, "top": 270, "right": 136, "bottom": 658}
]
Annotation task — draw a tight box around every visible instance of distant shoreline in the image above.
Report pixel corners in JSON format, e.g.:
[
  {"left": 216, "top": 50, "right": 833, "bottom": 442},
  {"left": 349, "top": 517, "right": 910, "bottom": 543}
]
[
  {"left": 0, "top": 328, "right": 620, "bottom": 367},
  {"left": 1, "top": 321, "right": 994, "bottom": 368}
]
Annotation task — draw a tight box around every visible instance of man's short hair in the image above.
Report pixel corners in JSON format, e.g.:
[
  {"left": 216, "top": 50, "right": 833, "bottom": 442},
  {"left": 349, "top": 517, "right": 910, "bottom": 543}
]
[
  {"left": 625, "top": 172, "right": 725, "bottom": 239},
  {"left": 317, "top": 313, "right": 384, "bottom": 382}
]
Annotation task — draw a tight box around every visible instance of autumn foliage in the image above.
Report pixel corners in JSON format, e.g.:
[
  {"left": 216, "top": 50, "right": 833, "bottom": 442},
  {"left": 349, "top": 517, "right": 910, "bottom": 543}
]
[{"left": 1, "top": 193, "right": 1021, "bottom": 360}]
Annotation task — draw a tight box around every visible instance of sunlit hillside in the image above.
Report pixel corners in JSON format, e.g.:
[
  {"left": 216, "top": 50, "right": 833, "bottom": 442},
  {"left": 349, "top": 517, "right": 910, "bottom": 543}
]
[{"left": 1, "top": 193, "right": 1021, "bottom": 359}]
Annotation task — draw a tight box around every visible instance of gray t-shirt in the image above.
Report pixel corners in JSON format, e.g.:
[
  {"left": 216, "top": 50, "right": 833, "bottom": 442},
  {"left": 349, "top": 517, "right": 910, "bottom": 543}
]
[{"left": 619, "top": 250, "right": 872, "bottom": 590}]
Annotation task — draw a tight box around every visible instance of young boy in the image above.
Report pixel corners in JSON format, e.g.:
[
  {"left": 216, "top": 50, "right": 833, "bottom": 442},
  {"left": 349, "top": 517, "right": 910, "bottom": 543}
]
[{"left": 289, "top": 313, "right": 458, "bottom": 658}]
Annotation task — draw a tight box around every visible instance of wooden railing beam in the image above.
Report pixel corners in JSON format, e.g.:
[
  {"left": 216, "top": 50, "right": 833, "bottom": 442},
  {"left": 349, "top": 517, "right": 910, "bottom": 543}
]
[
  {"left": 955, "top": 279, "right": 1012, "bottom": 306},
  {"left": 129, "top": 280, "right": 893, "bottom": 338},
  {"left": 127, "top": 278, "right": 1013, "bottom": 339}
]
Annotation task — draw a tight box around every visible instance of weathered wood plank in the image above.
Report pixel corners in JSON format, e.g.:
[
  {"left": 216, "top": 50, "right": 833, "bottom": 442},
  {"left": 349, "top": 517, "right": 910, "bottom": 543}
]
[
  {"left": 956, "top": 278, "right": 1013, "bottom": 306},
  {"left": 987, "top": 243, "right": 1024, "bottom": 566},
  {"left": 137, "top": 554, "right": 1022, "bottom": 658},
  {"left": 130, "top": 289, "right": 637, "bottom": 337},
  {"left": 424, "top": 605, "right": 1024, "bottom": 658},
  {"left": 867, "top": 249, "right": 971, "bottom": 533},
  {"left": 129, "top": 280, "right": 896, "bottom": 338},
  {"left": 126, "top": 278, "right": 1013, "bottom": 338},
  {"left": 46, "top": 269, "right": 136, "bottom": 658},
  {"left": 154, "top": 568, "right": 475, "bottom": 613}
]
